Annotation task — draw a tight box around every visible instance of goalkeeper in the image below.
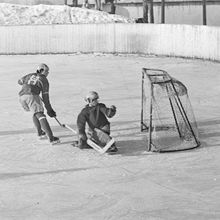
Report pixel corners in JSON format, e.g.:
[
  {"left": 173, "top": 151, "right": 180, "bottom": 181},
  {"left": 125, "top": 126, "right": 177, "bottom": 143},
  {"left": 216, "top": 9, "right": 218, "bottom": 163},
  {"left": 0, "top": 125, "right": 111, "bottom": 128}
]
[{"left": 75, "top": 91, "right": 118, "bottom": 152}]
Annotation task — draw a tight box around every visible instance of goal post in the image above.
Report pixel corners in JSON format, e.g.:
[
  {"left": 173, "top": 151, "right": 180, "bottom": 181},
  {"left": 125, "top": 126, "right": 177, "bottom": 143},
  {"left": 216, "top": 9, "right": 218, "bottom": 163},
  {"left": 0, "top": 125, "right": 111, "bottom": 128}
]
[{"left": 141, "top": 68, "right": 200, "bottom": 152}]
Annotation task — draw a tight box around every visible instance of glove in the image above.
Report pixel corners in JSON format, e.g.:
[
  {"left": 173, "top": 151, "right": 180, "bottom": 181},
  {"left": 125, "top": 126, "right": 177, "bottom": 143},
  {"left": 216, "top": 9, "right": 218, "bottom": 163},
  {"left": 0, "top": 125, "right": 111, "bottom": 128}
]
[
  {"left": 106, "top": 105, "right": 116, "bottom": 118},
  {"left": 77, "top": 134, "right": 91, "bottom": 149},
  {"left": 108, "top": 105, "right": 116, "bottom": 117},
  {"left": 110, "top": 105, "right": 116, "bottom": 111},
  {"left": 47, "top": 108, "right": 56, "bottom": 118}
]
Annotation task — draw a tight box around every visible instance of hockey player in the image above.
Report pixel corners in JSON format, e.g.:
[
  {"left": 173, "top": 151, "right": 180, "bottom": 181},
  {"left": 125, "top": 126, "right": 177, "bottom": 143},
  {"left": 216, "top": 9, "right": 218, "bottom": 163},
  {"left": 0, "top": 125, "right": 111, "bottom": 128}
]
[
  {"left": 75, "top": 91, "right": 118, "bottom": 152},
  {"left": 18, "top": 63, "right": 59, "bottom": 144}
]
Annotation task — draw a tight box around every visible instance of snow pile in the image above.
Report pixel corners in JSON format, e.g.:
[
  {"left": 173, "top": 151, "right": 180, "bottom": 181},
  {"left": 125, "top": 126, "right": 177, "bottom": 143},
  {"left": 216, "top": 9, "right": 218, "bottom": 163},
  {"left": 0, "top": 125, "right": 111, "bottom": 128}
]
[{"left": 0, "top": 3, "right": 135, "bottom": 25}]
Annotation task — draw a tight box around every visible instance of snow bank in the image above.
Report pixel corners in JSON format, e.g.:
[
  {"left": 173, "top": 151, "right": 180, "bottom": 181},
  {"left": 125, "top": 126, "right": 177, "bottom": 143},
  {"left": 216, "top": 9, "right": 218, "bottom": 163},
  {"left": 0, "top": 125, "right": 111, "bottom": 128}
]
[{"left": 0, "top": 3, "right": 135, "bottom": 25}]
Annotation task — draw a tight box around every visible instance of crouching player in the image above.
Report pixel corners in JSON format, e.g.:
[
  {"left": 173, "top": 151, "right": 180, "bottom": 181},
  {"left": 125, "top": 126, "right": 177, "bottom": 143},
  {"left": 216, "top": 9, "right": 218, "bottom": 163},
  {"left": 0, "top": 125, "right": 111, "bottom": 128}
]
[{"left": 75, "top": 91, "right": 118, "bottom": 153}]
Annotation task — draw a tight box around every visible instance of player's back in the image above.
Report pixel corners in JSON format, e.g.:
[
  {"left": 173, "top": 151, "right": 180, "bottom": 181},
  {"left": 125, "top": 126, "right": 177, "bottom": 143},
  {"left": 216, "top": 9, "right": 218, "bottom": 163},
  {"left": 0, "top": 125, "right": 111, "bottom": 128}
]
[{"left": 18, "top": 73, "right": 47, "bottom": 96}]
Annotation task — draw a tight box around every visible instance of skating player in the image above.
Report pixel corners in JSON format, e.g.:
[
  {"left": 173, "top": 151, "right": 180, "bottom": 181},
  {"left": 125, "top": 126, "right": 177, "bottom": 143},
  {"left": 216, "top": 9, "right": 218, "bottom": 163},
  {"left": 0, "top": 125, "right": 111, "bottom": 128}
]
[
  {"left": 75, "top": 91, "right": 118, "bottom": 153},
  {"left": 18, "top": 63, "right": 59, "bottom": 144}
]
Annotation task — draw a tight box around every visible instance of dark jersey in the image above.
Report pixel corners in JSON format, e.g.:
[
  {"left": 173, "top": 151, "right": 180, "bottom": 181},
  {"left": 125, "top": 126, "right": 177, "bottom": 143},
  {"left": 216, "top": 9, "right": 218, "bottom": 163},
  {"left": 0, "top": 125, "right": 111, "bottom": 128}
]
[
  {"left": 18, "top": 73, "right": 52, "bottom": 110},
  {"left": 18, "top": 73, "right": 49, "bottom": 96},
  {"left": 77, "top": 103, "right": 115, "bottom": 135}
]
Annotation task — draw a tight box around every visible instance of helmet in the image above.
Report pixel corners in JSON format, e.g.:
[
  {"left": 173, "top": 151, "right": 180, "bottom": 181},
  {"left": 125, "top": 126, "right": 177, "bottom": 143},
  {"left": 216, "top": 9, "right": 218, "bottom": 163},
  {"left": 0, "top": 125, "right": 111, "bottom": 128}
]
[
  {"left": 36, "top": 63, "right": 49, "bottom": 74},
  {"left": 85, "top": 91, "right": 99, "bottom": 104}
]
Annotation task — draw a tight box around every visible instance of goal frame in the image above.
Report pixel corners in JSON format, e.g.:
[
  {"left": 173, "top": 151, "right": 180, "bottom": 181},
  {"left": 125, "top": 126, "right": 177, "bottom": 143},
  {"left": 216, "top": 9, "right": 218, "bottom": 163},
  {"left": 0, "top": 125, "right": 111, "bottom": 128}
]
[{"left": 141, "top": 68, "right": 200, "bottom": 152}]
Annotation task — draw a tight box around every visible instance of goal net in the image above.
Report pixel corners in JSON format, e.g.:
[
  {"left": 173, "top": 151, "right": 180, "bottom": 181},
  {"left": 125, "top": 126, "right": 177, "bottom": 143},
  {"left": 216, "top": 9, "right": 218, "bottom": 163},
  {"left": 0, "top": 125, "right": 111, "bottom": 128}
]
[{"left": 141, "top": 68, "right": 200, "bottom": 152}]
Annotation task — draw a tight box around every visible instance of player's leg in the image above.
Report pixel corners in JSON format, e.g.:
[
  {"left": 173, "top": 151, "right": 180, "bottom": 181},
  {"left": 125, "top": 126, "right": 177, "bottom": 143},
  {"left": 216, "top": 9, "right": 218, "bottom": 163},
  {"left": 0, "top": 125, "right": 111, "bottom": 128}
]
[
  {"left": 99, "top": 124, "right": 110, "bottom": 135},
  {"left": 98, "top": 124, "right": 118, "bottom": 152},
  {"left": 88, "top": 125, "right": 118, "bottom": 153},
  {"left": 35, "top": 112, "right": 59, "bottom": 144},
  {"left": 92, "top": 128, "right": 111, "bottom": 146},
  {"left": 26, "top": 95, "right": 59, "bottom": 144},
  {"left": 19, "top": 95, "right": 45, "bottom": 138},
  {"left": 19, "top": 95, "right": 31, "bottom": 112},
  {"left": 32, "top": 114, "right": 46, "bottom": 139},
  {"left": 86, "top": 124, "right": 110, "bottom": 145}
]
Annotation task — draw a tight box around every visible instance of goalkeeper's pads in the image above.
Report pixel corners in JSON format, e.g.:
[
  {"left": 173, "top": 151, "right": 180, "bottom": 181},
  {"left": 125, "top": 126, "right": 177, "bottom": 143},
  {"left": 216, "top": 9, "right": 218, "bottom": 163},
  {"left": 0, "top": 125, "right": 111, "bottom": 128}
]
[{"left": 86, "top": 128, "right": 115, "bottom": 154}]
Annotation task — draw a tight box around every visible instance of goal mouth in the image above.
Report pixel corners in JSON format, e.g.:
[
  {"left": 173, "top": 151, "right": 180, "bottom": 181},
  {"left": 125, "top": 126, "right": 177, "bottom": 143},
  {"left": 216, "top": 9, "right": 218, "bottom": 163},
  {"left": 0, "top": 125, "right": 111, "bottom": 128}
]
[{"left": 141, "top": 68, "right": 200, "bottom": 152}]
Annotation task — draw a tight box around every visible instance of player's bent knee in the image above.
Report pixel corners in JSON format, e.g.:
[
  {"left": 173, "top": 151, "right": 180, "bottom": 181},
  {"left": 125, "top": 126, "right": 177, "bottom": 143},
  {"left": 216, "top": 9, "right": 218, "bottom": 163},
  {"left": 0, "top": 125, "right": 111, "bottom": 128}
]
[{"left": 34, "top": 112, "right": 46, "bottom": 121}]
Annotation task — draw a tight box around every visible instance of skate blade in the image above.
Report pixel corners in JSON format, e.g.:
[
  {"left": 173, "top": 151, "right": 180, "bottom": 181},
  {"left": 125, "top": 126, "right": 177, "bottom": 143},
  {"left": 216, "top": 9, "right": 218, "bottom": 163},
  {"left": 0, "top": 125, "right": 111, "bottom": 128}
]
[
  {"left": 71, "top": 141, "right": 78, "bottom": 147},
  {"left": 50, "top": 140, "right": 61, "bottom": 145},
  {"left": 38, "top": 135, "right": 47, "bottom": 140}
]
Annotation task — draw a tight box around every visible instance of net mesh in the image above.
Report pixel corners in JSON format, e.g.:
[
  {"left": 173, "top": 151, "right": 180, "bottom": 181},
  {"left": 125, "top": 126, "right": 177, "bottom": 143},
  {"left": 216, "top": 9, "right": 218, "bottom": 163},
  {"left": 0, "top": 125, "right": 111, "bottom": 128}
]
[{"left": 141, "top": 68, "right": 199, "bottom": 152}]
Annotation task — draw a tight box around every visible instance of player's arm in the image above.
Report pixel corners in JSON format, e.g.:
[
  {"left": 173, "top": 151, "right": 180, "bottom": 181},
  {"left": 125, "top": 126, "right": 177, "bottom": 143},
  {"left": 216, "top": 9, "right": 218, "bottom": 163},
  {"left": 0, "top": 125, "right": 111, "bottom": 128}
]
[
  {"left": 76, "top": 110, "right": 89, "bottom": 148},
  {"left": 18, "top": 73, "right": 32, "bottom": 85},
  {"left": 77, "top": 110, "right": 87, "bottom": 138},
  {"left": 40, "top": 77, "right": 56, "bottom": 117},
  {"left": 100, "top": 103, "right": 116, "bottom": 118},
  {"left": 18, "top": 78, "right": 24, "bottom": 85}
]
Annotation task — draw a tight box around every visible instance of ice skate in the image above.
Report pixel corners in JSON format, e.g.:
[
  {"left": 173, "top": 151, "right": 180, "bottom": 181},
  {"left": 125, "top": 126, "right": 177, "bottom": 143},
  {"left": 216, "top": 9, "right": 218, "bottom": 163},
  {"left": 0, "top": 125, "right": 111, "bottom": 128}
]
[
  {"left": 50, "top": 136, "right": 60, "bottom": 145},
  {"left": 107, "top": 143, "right": 118, "bottom": 154},
  {"left": 38, "top": 131, "right": 47, "bottom": 140}
]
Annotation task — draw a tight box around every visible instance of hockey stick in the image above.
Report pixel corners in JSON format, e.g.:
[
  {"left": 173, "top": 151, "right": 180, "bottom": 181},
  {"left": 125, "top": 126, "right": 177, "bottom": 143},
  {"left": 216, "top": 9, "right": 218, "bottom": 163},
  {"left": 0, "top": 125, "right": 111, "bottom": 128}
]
[{"left": 54, "top": 117, "right": 77, "bottom": 134}]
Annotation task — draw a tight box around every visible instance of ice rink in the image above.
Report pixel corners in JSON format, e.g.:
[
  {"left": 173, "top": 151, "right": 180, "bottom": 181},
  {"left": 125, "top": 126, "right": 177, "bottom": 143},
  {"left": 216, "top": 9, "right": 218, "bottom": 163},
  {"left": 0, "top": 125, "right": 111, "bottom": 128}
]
[{"left": 0, "top": 54, "right": 220, "bottom": 220}]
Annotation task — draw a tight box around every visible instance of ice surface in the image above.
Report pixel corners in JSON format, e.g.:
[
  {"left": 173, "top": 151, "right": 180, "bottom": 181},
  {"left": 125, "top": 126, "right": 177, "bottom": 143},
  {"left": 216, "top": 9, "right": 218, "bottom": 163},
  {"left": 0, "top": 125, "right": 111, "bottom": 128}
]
[
  {"left": 0, "top": 2, "right": 219, "bottom": 219},
  {"left": 0, "top": 53, "right": 220, "bottom": 219}
]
